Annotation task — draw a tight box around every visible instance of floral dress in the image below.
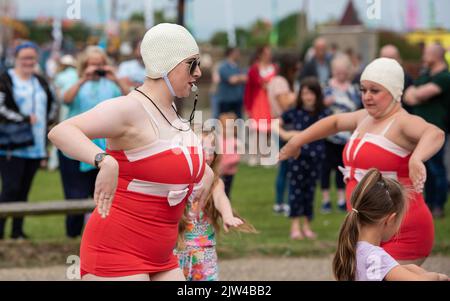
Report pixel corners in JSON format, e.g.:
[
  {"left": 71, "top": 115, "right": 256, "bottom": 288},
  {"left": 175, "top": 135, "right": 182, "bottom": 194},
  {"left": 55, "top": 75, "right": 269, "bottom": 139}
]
[{"left": 176, "top": 200, "right": 218, "bottom": 281}]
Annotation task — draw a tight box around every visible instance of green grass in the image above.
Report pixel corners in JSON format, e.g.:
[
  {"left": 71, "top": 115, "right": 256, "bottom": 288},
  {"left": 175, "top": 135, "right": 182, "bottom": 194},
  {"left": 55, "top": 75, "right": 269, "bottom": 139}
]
[{"left": 2, "top": 165, "right": 450, "bottom": 260}]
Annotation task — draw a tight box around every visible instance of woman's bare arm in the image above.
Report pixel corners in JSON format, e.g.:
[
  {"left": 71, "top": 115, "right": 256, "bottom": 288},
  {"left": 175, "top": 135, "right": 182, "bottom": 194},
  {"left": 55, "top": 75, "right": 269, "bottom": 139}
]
[
  {"left": 279, "top": 110, "right": 366, "bottom": 160},
  {"left": 48, "top": 97, "right": 131, "bottom": 166}
]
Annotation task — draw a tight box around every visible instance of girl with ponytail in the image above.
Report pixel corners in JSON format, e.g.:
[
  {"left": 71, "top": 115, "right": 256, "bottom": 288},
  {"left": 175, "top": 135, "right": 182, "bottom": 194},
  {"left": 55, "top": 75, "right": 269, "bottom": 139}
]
[{"left": 333, "top": 168, "right": 448, "bottom": 281}]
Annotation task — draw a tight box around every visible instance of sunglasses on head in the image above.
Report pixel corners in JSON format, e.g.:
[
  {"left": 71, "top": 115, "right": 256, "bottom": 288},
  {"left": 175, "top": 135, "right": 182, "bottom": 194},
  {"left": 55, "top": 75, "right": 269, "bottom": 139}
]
[{"left": 187, "top": 58, "right": 200, "bottom": 76}]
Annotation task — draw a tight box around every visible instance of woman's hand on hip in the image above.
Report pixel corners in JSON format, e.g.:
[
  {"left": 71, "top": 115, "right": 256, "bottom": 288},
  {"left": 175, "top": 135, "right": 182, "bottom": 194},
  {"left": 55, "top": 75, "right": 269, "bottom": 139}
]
[
  {"left": 94, "top": 155, "right": 119, "bottom": 218},
  {"left": 409, "top": 157, "right": 426, "bottom": 193}
]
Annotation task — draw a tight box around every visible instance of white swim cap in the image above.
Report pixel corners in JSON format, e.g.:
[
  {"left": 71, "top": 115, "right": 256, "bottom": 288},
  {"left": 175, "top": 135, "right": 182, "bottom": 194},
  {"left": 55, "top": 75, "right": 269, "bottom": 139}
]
[
  {"left": 360, "top": 58, "right": 404, "bottom": 102},
  {"left": 140, "top": 23, "right": 199, "bottom": 79}
]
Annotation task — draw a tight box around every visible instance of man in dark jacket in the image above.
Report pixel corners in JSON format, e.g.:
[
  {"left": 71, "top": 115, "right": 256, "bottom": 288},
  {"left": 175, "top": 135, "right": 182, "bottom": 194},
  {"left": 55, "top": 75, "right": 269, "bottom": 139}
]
[{"left": 299, "top": 37, "right": 332, "bottom": 86}]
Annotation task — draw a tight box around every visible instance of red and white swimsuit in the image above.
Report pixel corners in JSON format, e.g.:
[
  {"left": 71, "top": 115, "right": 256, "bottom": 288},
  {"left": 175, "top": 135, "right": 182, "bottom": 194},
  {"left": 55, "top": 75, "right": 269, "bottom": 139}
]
[
  {"left": 80, "top": 100, "right": 205, "bottom": 277},
  {"left": 340, "top": 118, "right": 434, "bottom": 260}
]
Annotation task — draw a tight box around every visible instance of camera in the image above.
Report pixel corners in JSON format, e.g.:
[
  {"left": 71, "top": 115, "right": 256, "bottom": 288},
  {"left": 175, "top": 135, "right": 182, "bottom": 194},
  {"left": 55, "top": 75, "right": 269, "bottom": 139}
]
[{"left": 94, "top": 69, "right": 107, "bottom": 77}]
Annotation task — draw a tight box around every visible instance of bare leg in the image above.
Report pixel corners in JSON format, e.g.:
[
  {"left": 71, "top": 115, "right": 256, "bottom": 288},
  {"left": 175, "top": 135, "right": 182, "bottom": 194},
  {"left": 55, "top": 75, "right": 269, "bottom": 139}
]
[
  {"left": 322, "top": 190, "right": 330, "bottom": 204},
  {"left": 337, "top": 189, "right": 346, "bottom": 204},
  {"left": 151, "top": 268, "right": 185, "bottom": 281},
  {"left": 82, "top": 273, "right": 150, "bottom": 281},
  {"left": 290, "top": 217, "right": 303, "bottom": 240},
  {"left": 398, "top": 258, "right": 427, "bottom": 266},
  {"left": 302, "top": 218, "right": 317, "bottom": 239}
]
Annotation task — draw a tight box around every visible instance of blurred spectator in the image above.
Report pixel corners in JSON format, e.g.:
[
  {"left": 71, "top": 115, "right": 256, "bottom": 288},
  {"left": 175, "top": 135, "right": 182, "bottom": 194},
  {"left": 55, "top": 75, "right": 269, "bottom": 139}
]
[
  {"left": 117, "top": 40, "right": 146, "bottom": 90},
  {"left": 278, "top": 77, "right": 329, "bottom": 240},
  {"left": 244, "top": 45, "right": 276, "bottom": 165},
  {"left": 346, "top": 49, "right": 365, "bottom": 85},
  {"left": 54, "top": 55, "right": 78, "bottom": 119},
  {"left": 299, "top": 38, "right": 331, "bottom": 86},
  {"left": 268, "top": 53, "right": 298, "bottom": 215},
  {"left": 47, "top": 55, "right": 79, "bottom": 171},
  {"left": 320, "top": 54, "right": 361, "bottom": 214},
  {"left": 0, "top": 42, "right": 57, "bottom": 240},
  {"left": 59, "top": 46, "right": 127, "bottom": 238},
  {"left": 379, "top": 44, "right": 414, "bottom": 112},
  {"left": 329, "top": 43, "right": 339, "bottom": 60},
  {"left": 446, "top": 47, "right": 450, "bottom": 70},
  {"left": 45, "top": 51, "right": 60, "bottom": 79},
  {"left": 218, "top": 112, "right": 241, "bottom": 198},
  {"left": 209, "top": 61, "right": 221, "bottom": 119},
  {"left": 404, "top": 44, "right": 450, "bottom": 218},
  {"left": 216, "top": 47, "right": 247, "bottom": 119}
]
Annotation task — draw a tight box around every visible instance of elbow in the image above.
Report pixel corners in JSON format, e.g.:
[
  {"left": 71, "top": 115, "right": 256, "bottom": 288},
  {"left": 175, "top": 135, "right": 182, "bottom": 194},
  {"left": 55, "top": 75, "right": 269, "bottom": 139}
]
[
  {"left": 47, "top": 125, "right": 57, "bottom": 144},
  {"left": 48, "top": 123, "right": 63, "bottom": 147},
  {"left": 437, "top": 128, "right": 446, "bottom": 147}
]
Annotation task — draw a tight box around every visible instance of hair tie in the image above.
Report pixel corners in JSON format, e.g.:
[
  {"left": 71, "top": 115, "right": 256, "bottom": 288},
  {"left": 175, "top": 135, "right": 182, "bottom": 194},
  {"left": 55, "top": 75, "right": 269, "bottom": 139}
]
[{"left": 352, "top": 208, "right": 359, "bottom": 214}]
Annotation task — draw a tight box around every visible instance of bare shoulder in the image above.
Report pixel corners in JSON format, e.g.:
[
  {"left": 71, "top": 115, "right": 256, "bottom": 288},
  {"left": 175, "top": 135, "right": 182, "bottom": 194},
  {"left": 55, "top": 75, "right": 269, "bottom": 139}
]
[
  {"left": 95, "top": 95, "right": 145, "bottom": 124},
  {"left": 340, "top": 109, "right": 367, "bottom": 128},
  {"left": 395, "top": 110, "right": 428, "bottom": 128},
  {"left": 354, "top": 109, "right": 369, "bottom": 124}
]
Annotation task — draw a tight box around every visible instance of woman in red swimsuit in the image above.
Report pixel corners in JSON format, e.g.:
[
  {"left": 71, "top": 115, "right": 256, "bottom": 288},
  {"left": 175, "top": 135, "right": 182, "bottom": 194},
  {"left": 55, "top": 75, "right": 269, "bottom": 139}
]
[
  {"left": 49, "top": 23, "right": 213, "bottom": 280},
  {"left": 280, "top": 58, "right": 445, "bottom": 265}
]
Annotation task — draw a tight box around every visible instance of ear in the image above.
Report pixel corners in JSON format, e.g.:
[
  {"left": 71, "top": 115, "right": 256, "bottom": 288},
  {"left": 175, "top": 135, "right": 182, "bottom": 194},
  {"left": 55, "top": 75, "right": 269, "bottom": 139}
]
[{"left": 384, "top": 213, "right": 397, "bottom": 226}]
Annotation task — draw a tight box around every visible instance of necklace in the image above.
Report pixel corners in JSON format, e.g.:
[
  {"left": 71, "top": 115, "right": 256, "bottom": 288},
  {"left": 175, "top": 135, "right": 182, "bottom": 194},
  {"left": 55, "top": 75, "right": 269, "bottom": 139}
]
[{"left": 135, "top": 88, "right": 191, "bottom": 132}]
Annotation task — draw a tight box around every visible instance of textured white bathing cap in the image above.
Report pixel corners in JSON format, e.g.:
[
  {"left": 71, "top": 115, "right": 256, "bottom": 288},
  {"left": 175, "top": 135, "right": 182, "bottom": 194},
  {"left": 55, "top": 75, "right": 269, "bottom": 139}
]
[
  {"left": 140, "top": 23, "right": 199, "bottom": 79},
  {"left": 360, "top": 58, "right": 404, "bottom": 102}
]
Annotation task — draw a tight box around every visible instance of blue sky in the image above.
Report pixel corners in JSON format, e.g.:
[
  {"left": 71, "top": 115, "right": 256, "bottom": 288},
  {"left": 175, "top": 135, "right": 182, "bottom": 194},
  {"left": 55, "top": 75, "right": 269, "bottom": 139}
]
[{"left": 14, "top": 0, "right": 450, "bottom": 41}]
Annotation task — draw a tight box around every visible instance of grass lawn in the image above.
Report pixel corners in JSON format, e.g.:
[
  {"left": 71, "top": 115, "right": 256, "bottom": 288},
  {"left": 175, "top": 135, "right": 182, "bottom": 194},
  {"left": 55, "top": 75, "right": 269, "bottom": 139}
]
[{"left": 1, "top": 164, "right": 449, "bottom": 267}]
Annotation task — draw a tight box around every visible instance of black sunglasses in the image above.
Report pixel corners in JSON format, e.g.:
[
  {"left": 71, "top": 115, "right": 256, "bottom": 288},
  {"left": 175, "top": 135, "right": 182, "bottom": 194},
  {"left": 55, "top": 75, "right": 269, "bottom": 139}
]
[{"left": 187, "top": 58, "right": 200, "bottom": 76}]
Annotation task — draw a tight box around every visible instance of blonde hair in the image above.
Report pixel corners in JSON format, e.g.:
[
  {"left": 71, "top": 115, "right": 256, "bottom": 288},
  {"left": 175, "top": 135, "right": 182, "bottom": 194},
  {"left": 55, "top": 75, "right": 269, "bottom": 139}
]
[
  {"left": 77, "top": 46, "right": 111, "bottom": 77},
  {"left": 331, "top": 54, "right": 352, "bottom": 77},
  {"left": 332, "top": 168, "right": 407, "bottom": 281}
]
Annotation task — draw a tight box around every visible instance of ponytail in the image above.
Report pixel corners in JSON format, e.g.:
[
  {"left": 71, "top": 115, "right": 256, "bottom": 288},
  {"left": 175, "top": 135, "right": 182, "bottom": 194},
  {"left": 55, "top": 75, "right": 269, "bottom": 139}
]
[
  {"left": 333, "top": 212, "right": 359, "bottom": 280},
  {"left": 332, "top": 168, "right": 406, "bottom": 281}
]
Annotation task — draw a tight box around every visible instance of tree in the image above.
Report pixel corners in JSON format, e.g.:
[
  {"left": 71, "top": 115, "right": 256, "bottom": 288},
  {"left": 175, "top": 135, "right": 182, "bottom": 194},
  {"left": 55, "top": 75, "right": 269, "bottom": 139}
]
[{"left": 277, "top": 13, "right": 299, "bottom": 48}]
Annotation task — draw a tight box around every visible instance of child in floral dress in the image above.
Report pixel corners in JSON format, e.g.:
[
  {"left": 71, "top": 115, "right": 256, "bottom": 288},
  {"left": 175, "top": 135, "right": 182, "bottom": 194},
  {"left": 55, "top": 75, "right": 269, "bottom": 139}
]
[{"left": 176, "top": 131, "right": 256, "bottom": 281}]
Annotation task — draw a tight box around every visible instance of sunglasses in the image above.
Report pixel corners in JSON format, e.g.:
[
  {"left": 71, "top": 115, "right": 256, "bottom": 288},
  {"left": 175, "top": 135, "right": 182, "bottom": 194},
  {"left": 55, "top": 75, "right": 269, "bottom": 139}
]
[{"left": 187, "top": 58, "right": 200, "bottom": 76}]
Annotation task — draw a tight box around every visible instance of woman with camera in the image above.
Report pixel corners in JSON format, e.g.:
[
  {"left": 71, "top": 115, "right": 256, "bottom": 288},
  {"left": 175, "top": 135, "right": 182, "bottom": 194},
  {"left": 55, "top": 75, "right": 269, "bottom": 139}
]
[{"left": 59, "top": 46, "right": 128, "bottom": 238}]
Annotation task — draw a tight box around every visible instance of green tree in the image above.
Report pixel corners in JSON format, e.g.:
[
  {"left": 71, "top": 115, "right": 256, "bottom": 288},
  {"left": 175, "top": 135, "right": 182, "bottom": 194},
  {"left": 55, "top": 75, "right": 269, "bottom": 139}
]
[
  {"left": 210, "top": 31, "right": 228, "bottom": 47},
  {"left": 277, "top": 13, "right": 298, "bottom": 48},
  {"left": 63, "top": 22, "right": 91, "bottom": 44}
]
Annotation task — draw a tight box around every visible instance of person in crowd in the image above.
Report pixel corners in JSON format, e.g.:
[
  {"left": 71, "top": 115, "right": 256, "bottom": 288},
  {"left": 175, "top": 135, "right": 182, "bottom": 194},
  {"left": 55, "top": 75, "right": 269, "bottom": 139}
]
[
  {"left": 278, "top": 77, "right": 329, "bottom": 240},
  {"left": 299, "top": 38, "right": 331, "bottom": 86},
  {"left": 333, "top": 168, "right": 449, "bottom": 281},
  {"left": 117, "top": 40, "right": 146, "bottom": 90},
  {"left": 58, "top": 46, "right": 128, "bottom": 238},
  {"left": 281, "top": 58, "right": 445, "bottom": 265},
  {"left": 216, "top": 47, "right": 247, "bottom": 119},
  {"left": 0, "top": 41, "right": 57, "bottom": 240},
  {"left": 49, "top": 23, "right": 214, "bottom": 280},
  {"left": 320, "top": 54, "right": 361, "bottom": 214},
  {"left": 404, "top": 43, "right": 450, "bottom": 219},
  {"left": 267, "top": 53, "right": 298, "bottom": 214},
  {"left": 244, "top": 45, "right": 276, "bottom": 166}
]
